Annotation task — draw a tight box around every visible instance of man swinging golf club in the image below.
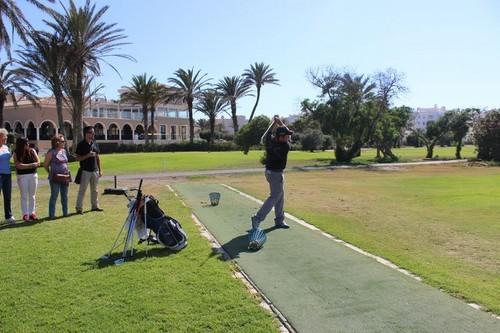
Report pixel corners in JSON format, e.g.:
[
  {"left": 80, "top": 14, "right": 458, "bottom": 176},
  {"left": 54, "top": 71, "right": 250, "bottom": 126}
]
[{"left": 251, "top": 115, "right": 293, "bottom": 231}]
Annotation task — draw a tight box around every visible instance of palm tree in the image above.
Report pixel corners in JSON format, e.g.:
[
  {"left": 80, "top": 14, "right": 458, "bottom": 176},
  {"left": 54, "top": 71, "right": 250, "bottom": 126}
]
[
  {"left": 46, "top": 0, "right": 132, "bottom": 149},
  {"left": 215, "top": 75, "right": 251, "bottom": 134},
  {"left": 168, "top": 68, "right": 210, "bottom": 143},
  {"left": 242, "top": 62, "right": 279, "bottom": 122},
  {"left": 17, "top": 31, "right": 68, "bottom": 137},
  {"left": 148, "top": 81, "right": 169, "bottom": 143},
  {"left": 0, "top": 0, "right": 54, "bottom": 58},
  {"left": 0, "top": 60, "right": 39, "bottom": 127},
  {"left": 195, "top": 90, "right": 228, "bottom": 144},
  {"left": 120, "top": 74, "right": 156, "bottom": 144}
]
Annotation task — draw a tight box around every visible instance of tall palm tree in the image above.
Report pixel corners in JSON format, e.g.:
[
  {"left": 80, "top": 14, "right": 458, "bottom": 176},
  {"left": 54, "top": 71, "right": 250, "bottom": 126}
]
[
  {"left": 243, "top": 62, "right": 279, "bottom": 122},
  {"left": 168, "top": 67, "right": 210, "bottom": 143},
  {"left": 0, "top": 0, "right": 54, "bottom": 57},
  {"left": 17, "top": 31, "right": 68, "bottom": 137},
  {"left": 46, "top": 0, "right": 132, "bottom": 149},
  {"left": 148, "top": 81, "right": 168, "bottom": 143},
  {"left": 195, "top": 90, "right": 228, "bottom": 144},
  {"left": 215, "top": 75, "right": 251, "bottom": 134},
  {"left": 120, "top": 73, "right": 156, "bottom": 144},
  {"left": 0, "top": 60, "right": 39, "bottom": 127}
]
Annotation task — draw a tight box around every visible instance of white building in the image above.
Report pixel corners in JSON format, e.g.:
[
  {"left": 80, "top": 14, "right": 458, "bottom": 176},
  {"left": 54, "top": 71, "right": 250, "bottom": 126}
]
[
  {"left": 215, "top": 115, "right": 248, "bottom": 134},
  {"left": 411, "top": 105, "right": 447, "bottom": 130}
]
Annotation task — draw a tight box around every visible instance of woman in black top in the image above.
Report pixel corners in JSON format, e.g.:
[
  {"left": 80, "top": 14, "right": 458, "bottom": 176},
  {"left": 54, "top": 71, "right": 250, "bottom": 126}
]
[{"left": 13, "top": 137, "right": 40, "bottom": 221}]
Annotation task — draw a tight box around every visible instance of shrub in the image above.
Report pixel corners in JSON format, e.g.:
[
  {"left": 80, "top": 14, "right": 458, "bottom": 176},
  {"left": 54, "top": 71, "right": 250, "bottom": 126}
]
[
  {"left": 300, "top": 129, "right": 323, "bottom": 152},
  {"left": 473, "top": 111, "right": 500, "bottom": 161}
]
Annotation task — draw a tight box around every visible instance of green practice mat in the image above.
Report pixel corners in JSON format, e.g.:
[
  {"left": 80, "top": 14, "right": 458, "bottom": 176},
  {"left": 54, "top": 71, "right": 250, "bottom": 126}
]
[{"left": 174, "top": 183, "right": 500, "bottom": 333}]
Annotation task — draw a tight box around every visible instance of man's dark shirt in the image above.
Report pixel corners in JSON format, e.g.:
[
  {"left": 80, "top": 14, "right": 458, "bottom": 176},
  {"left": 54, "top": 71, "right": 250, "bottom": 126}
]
[
  {"left": 264, "top": 131, "right": 290, "bottom": 171},
  {"left": 76, "top": 140, "right": 99, "bottom": 172}
]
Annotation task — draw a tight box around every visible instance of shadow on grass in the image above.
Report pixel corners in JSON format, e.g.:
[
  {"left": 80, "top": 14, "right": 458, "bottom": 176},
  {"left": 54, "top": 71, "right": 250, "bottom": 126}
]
[
  {"left": 211, "top": 226, "right": 280, "bottom": 260},
  {"left": 0, "top": 212, "right": 82, "bottom": 231},
  {"left": 82, "top": 246, "right": 175, "bottom": 270}
]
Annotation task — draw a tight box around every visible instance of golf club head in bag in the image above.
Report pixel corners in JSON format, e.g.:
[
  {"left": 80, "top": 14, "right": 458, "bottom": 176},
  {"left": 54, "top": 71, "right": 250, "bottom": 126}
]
[
  {"left": 248, "top": 228, "right": 267, "bottom": 251},
  {"left": 138, "top": 195, "right": 188, "bottom": 251}
]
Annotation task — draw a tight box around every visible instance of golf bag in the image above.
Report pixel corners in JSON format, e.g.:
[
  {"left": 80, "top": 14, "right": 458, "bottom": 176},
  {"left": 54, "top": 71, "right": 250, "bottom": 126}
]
[{"left": 137, "top": 195, "right": 188, "bottom": 251}]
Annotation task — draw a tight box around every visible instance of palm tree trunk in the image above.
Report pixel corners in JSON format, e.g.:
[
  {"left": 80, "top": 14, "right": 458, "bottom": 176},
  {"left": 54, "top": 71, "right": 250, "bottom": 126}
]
[
  {"left": 209, "top": 117, "right": 215, "bottom": 144},
  {"left": 142, "top": 104, "right": 149, "bottom": 144},
  {"left": 150, "top": 107, "right": 155, "bottom": 143},
  {"left": 248, "top": 86, "right": 261, "bottom": 123},
  {"left": 55, "top": 92, "right": 66, "bottom": 138},
  {"left": 0, "top": 96, "right": 4, "bottom": 128},
  {"left": 231, "top": 100, "right": 238, "bottom": 134},
  {"left": 188, "top": 98, "right": 194, "bottom": 143},
  {"left": 71, "top": 66, "right": 84, "bottom": 153}
]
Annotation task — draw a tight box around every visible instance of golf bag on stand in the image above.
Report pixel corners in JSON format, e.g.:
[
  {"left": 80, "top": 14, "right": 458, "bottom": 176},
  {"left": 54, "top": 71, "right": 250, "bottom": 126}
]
[
  {"left": 137, "top": 195, "right": 188, "bottom": 251},
  {"left": 103, "top": 179, "right": 187, "bottom": 265}
]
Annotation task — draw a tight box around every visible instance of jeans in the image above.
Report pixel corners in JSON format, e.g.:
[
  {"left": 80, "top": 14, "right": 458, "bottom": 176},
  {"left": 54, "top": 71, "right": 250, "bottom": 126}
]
[
  {"left": 17, "top": 173, "right": 38, "bottom": 216},
  {"left": 49, "top": 180, "right": 69, "bottom": 218},
  {"left": 0, "top": 173, "right": 12, "bottom": 219},
  {"left": 254, "top": 169, "right": 285, "bottom": 225}
]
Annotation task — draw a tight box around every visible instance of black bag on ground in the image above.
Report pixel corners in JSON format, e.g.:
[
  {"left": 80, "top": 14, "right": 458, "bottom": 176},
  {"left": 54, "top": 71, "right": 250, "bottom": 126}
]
[
  {"left": 74, "top": 168, "right": 82, "bottom": 184},
  {"left": 138, "top": 195, "right": 187, "bottom": 251}
]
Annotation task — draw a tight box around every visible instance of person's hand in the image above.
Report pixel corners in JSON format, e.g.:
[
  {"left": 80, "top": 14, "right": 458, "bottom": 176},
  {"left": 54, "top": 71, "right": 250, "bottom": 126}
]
[
  {"left": 89, "top": 151, "right": 96, "bottom": 158},
  {"left": 98, "top": 171, "right": 102, "bottom": 178}
]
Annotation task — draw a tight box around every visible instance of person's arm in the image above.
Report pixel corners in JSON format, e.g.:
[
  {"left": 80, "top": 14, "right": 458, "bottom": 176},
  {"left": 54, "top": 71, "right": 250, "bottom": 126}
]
[
  {"left": 32, "top": 149, "right": 40, "bottom": 166},
  {"left": 260, "top": 116, "right": 278, "bottom": 145},
  {"left": 75, "top": 152, "right": 94, "bottom": 161},
  {"left": 44, "top": 151, "right": 53, "bottom": 173},
  {"left": 96, "top": 154, "right": 102, "bottom": 177},
  {"left": 14, "top": 153, "right": 39, "bottom": 170}
]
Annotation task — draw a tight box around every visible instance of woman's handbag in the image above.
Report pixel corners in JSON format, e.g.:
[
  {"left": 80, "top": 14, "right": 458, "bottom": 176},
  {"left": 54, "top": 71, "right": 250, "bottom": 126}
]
[
  {"left": 74, "top": 168, "right": 82, "bottom": 184},
  {"left": 52, "top": 172, "right": 72, "bottom": 185}
]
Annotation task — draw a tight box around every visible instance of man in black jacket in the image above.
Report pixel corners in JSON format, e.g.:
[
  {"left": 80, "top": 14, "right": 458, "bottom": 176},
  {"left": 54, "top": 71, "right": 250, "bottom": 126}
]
[
  {"left": 75, "top": 126, "right": 103, "bottom": 214},
  {"left": 251, "top": 116, "right": 293, "bottom": 230}
]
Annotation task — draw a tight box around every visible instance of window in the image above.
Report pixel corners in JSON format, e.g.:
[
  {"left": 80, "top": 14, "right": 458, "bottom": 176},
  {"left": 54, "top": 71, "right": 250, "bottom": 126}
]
[
  {"left": 178, "top": 110, "right": 188, "bottom": 119},
  {"left": 170, "top": 126, "right": 176, "bottom": 140},
  {"left": 160, "top": 125, "right": 166, "bottom": 140},
  {"left": 122, "top": 108, "right": 132, "bottom": 119},
  {"left": 92, "top": 108, "right": 99, "bottom": 117},
  {"left": 167, "top": 108, "right": 177, "bottom": 118},
  {"left": 98, "top": 108, "right": 105, "bottom": 118},
  {"left": 180, "top": 126, "right": 187, "bottom": 141},
  {"left": 107, "top": 108, "right": 118, "bottom": 118},
  {"left": 94, "top": 124, "right": 105, "bottom": 140}
]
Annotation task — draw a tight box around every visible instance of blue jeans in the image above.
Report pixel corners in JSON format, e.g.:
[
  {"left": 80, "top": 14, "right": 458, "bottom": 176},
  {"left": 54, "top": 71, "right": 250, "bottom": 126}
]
[
  {"left": 49, "top": 180, "right": 69, "bottom": 218},
  {"left": 0, "top": 173, "right": 12, "bottom": 219}
]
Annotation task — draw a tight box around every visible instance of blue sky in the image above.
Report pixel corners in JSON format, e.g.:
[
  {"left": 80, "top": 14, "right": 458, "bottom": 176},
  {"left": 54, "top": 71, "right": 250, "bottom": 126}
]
[{"left": 16, "top": 0, "right": 500, "bottom": 119}]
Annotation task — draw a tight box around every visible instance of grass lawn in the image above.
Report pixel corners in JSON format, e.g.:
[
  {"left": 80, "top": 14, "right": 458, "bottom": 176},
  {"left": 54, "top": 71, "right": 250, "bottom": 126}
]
[
  {"left": 216, "top": 164, "right": 500, "bottom": 315},
  {"left": 28, "top": 145, "right": 476, "bottom": 179},
  {"left": 0, "top": 181, "right": 279, "bottom": 332}
]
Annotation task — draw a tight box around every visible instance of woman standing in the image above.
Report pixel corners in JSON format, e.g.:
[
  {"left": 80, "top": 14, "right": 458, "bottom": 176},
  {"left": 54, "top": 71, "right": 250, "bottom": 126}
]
[
  {"left": 0, "top": 128, "right": 15, "bottom": 223},
  {"left": 44, "top": 135, "right": 70, "bottom": 219},
  {"left": 13, "top": 137, "right": 40, "bottom": 222}
]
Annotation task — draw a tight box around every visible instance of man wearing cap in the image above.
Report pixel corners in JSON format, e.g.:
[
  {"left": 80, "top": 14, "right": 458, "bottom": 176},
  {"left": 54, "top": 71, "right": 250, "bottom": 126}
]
[{"left": 251, "top": 115, "right": 293, "bottom": 230}]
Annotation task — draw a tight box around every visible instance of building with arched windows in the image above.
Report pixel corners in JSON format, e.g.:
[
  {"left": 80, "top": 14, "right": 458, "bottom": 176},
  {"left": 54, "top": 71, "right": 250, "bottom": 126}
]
[{"left": 3, "top": 96, "right": 194, "bottom": 151}]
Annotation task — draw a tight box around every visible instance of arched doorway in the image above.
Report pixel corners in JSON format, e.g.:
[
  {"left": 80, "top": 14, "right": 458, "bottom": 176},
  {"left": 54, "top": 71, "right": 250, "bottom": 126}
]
[
  {"left": 26, "top": 122, "right": 36, "bottom": 140},
  {"left": 4, "top": 122, "right": 12, "bottom": 132},
  {"left": 40, "top": 121, "right": 56, "bottom": 140},
  {"left": 94, "top": 123, "right": 105, "bottom": 140},
  {"left": 122, "top": 124, "right": 132, "bottom": 140},
  {"left": 135, "top": 124, "right": 144, "bottom": 140},
  {"left": 63, "top": 122, "right": 73, "bottom": 140},
  {"left": 14, "top": 122, "right": 24, "bottom": 136},
  {"left": 107, "top": 124, "right": 119, "bottom": 140}
]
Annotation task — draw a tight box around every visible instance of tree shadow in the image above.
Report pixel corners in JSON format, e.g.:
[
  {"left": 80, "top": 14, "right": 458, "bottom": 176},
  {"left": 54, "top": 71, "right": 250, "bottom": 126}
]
[
  {"left": 212, "top": 226, "right": 279, "bottom": 260},
  {"left": 81, "top": 246, "right": 176, "bottom": 270},
  {"left": 0, "top": 213, "right": 82, "bottom": 231}
]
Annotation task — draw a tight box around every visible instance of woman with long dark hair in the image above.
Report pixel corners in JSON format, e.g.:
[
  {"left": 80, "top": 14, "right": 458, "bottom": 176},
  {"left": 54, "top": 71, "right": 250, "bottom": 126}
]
[
  {"left": 13, "top": 137, "right": 40, "bottom": 221},
  {"left": 44, "top": 135, "right": 70, "bottom": 219}
]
